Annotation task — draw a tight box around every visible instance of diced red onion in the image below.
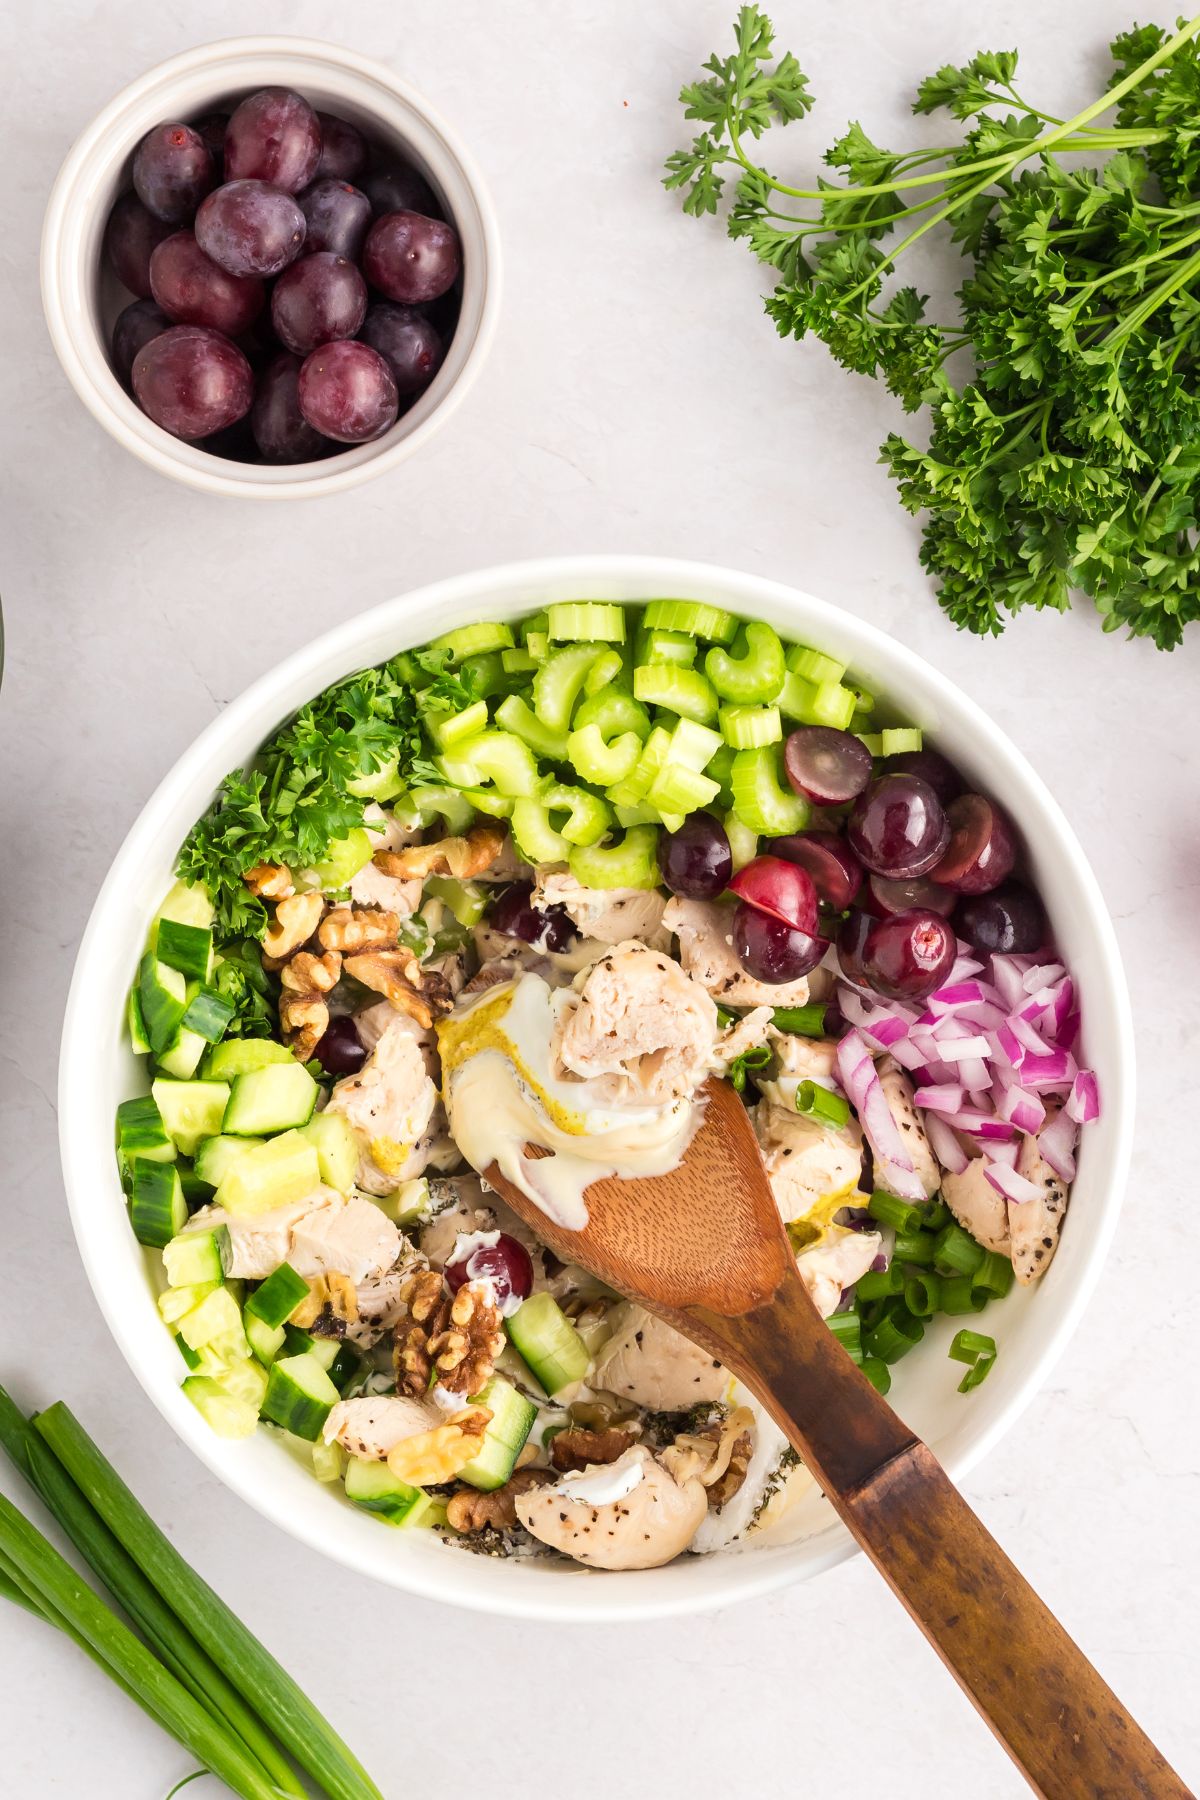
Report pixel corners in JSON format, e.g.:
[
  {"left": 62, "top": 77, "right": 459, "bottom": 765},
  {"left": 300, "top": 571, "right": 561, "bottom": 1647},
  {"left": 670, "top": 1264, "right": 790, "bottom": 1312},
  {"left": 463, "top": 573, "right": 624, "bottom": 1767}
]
[
  {"left": 996, "top": 1082, "right": 1046, "bottom": 1135},
  {"left": 1023, "top": 961, "right": 1066, "bottom": 994},
  {"left": 1050, "top": 978, "right": 1075, "bottom": 1039},
  {"left": 934, "top": 1034, "right": 993, "bottom": 1062},
  {"left": 928, "top": 980, "right": 990, "bottom": 1013},
  {"left": 1066, "top": 1069, "right": 1100, "bottom": 1125},
  {"left": 942, "top": 1107, "right": 1014, "bottom": 1140},
  {"left": 1037, "top": 1108, "right": 1079, "bottom": 1182},
  {"left": 988, "top": 1138, "right": 1019, "bottom": 1168},
  {"left": 992, "top": 1022, "right": 1024, "bottom": 1068},
  {"left": 1021, "top": 1050, "right": 1076, "bottom": 1091},
  {"left": 913, "top": 1082, "right": 965, "bottom": 1112},
  {"left": 947, "top": 951, "right": 984, "bottom": 983},
  {"left": 983, "top": 1158, "right": 1044, "bottom": 1204},
  {"left": 1009, "top": 1013, "right": 1052, "bottom": 1057},
  {"left": 836, "top": 1029, "right": 926, "bottom": 1201},
  {"left": 924, "top": 1112, "right": 969, "bottom": 1175},
  {"left": 956, "top": 1057, "right": 991, "bottom": 1092}
]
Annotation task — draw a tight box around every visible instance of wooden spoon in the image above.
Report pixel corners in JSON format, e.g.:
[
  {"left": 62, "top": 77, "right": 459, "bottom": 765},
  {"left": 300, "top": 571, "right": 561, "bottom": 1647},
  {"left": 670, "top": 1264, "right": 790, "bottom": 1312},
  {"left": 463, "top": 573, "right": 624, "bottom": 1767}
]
[{"left": 485, "top": 1076, "right": 1190, "bottom": 1800}]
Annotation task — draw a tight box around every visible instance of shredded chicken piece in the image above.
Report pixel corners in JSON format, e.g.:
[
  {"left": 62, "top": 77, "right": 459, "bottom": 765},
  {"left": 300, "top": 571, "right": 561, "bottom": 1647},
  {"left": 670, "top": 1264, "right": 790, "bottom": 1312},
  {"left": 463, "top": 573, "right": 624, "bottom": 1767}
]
[{"left": 554, "top": 941, "right": 718, "bottom": 1104}]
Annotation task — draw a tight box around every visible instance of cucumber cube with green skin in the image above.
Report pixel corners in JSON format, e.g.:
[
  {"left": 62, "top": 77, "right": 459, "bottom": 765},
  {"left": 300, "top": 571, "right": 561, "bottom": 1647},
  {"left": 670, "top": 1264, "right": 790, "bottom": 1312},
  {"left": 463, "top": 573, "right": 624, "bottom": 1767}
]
[
  {"left": 130, "top": 1161, "right": 188, "bottom": 1248},
  {"left": 163, "top": 1230, "right": 224, "bottom": 1289},
  {"left": 244, "top": 1312, "right": 287, "bottom": 1366},
  {"left": 175, "top": 1333, "right": 202, "bottom": 1371},
  {"left": 343, "top": 1459, "right": 432, "bottom": 1526},
  {"left": 223, "top": 1063, "right": 319, "bottom": 1136},
  {"left": 155, "top": 1023, "right": 209, "bottom": 1081},
  {"left": 181, "top": 989, "right": 236, "bottom": 1044},
  {"left": 261, "top": 1353, "right": 340, "bottom": 1441},
  {"left": 182, "top": 1378, "right": 258, "bottom": 1440},
  {"left": 178, "top": 1285, "right": 248, "bottom": 1353},
  {"left": 505, "top": 1294, "right": 591, "bottom": 1398},
  {"left": 156, "top": 918, "right": 214, "bottom": 983},
  {"left": 151, "top": 1078, "right": 231, "bottom": 1157},
  {"left": 456, "top": 1377, "right": 538, "bottom": 1492},
  {"left": 139, "top": 954, "right": 188, "bottom": 1055},
  {"left": 246, "top": 1262, "right": 311, "bottom": 1329},
  {"left": 203, "top": 1038, "right": 296, "bottom": 1081},
  {"left": 215, "top": 1132, "right": 321, "bottom": 1218},
  {"left": 150, "top": 880, "right": 215, "bottom": 948},
  {"left": 192, "top": 1134, "right": 264, "bottom": 1191},
  {"left": 297, "top": 1112, "right": 360, "bottom": 1193},
  {"left": 127, "top": 986, "right": 151, "bottom": 1055},
  {"left": 116, "top": 1095, "right": 176, "bottom": 1164}
]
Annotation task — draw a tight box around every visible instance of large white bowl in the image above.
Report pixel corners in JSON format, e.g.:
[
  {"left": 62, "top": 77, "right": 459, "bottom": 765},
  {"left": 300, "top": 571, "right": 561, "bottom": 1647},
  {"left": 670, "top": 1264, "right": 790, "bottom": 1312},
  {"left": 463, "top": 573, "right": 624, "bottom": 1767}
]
[
  {"left": 59, "top": 556, "right": 1134, "bottom": 1621},
  {"left": 41, "top": 37, "right": 501, "bottom": 499}
]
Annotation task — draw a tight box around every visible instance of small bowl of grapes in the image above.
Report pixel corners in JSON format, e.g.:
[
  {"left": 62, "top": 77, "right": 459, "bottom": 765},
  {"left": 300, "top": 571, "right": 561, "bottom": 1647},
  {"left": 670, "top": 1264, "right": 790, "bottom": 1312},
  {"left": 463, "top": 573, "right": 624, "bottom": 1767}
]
[{"left": 41, "top": 37, "right": 500, "bottom": 499}]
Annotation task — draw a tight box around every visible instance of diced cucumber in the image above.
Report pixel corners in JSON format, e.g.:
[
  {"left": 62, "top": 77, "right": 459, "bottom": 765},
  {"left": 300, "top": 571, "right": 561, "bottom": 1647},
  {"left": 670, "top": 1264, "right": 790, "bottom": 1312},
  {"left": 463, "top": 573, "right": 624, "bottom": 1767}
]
[
  {"left": 298, "top": 1112, "right": 360, "bottom": 1193},
  {"left": 128, "top": 986, "right": 151, "bottom": 1055},
  {"left": 505, "top": 1294, "right": 590, "bottom": 1398},
  {"left": 193, "top": 1134, "right": 264, "bottom": 1190},
  {"left": 130, "top": 1161, "right": 188, "bottom": 1248},
  {"left": 344, "top": 1458, "right": 432, "bottom": 1526},
  {"left": 182, "top": 1378, "right": 258, "bottom": 1440},
  {"left": 215, "top": 1131, "right": 321, "bottom": 1218},
  {"left": 261, "top": 1353, "right": 340, "bottom": 1441},
  {"left": 281, "top": 1329, "right": 359, "bottom": 1390},
  {"left": 244, "top": 1312, "right": 287, "bottom": 1366},
  {"left": 181, "top": 989, "right": 235, "bottom": 1044},
  {"left": 139, "top": 954, "right": 188, "bottom": 1055},
  {"left": 223, "top": 1063, "right": 318, "bottom": 1136},
  {"left": 156, "top": 1023, "right": 209, "bottom": 1081},
  {"left": 116, "top": 1095, "right": 176, "bottom": 1164},
  {"left": 457, "top": 1376, "right": 538, "bottom": 1492},
  {"left": 175, "top": 1332, "right": 202, "bottom": 1371},
  {"left": 156, "top": 918, "right": 214, "bottom": 983},
  {"left": 178, "top": 1164, "right": 210, "bottom": 1209},
  {"left": 150, "top": 880, "right": 215, "bottom": 947},
  {"left": 203, "top": 1038, "right": 295, "bottom": 1080},
  {"left": 365, "top": 1177, "right": 429, "bottom": 1227},
  {"left": 312, "top": 1439, "right": 346, "bottom": 1483},
  {"left": 178, "top": 1286, "right": 248, "bottom": 1353},
  {"left": 163, "top": 1230, "right": 223, "bottom": 1289},
  {"left": 151, "top": 1078, "right": 231, "bottom": 1157},
  {"left": 158, "top": 1281, "right": 219, "bottom": 1327},
  {"left": 215, "top": 1356, "right": 269, "bottom": 1411},
  {"left": 246, "top": 1262, "right": 310, "bottom": 1329}
]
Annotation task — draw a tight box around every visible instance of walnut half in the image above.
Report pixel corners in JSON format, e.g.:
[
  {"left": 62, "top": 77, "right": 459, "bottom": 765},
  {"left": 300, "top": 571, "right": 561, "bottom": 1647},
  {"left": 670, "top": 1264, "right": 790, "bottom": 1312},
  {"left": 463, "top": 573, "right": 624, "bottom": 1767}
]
[
  {"left": 393, "top": 1273, "right": 505, "bottom": 1399},
  {"left": 550, "top": 1427, "right": 636, "bottom": 1472},
  {"left": 373, "top": 822, "right": 506, "bottom": 882},
  {"left": 445, "top": 1467, "right": 550, "bottom": 1534}
]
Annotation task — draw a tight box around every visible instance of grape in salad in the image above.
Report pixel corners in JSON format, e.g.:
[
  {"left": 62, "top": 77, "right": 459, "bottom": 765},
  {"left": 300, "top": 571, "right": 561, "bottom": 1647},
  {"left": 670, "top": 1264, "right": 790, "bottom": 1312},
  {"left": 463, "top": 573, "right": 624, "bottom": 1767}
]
[{"left": 116, "top": 600, "right": 1099, "bottom": 1568}]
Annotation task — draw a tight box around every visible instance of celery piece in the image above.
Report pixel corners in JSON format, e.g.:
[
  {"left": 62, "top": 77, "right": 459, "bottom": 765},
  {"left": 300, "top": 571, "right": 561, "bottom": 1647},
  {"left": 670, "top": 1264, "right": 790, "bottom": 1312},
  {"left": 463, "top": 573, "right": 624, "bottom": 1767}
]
[
  {"left": 547, "top": 601, "right": 626, "bottom": 642},
  {"left": 787, "top": 645, "right": 846, "bottom": 685},
  {"left": 532, "top": 643, "right": 605, "bottom": 733},
  {"left": 729, "top": 746, "right": 811, "bottom": 835},
  {"left": 641, "top": 599, "right": 737, "bottom": 642},
  {"left": 391, "top": 785, "right": 476, "bottom": 835},
  {"left": 807, "top": 680, "right": 857, "bottom": 731},
  {"left": 632, "top": 664, "right": 719, "bottom": 725},
  {"left": 705, "top": 622, "right": 786, "bottom": 704},
  {"left": 434, "top": 730, "right": 542, "bottom": 797},
  {"left": 719, "top": 704, "right": 781, "bottom": 749},
  {"left": 776, "top": 670, "right": 818, "bottom": 720},
  {"left": 635, "top": 626, "right": 697, "bottom": 668},
  {"left": 723, "top": 808, "right": 758, "bottom": 872},
  {"left": 428, "top": 621, "right": 514, "bottom": 659},
  {"left": 568, "top": 824, "right": 659, "bottom": 890},
  {"left": 494, "top": 693, "right": 570, "bottom": 762},
  {"left": 424, "top": 877, "right": 490, "bottom": 927},
  {"left": 605, "top": 724, "right": 671, "bottom": 809},
  {"left": 583, "top": 648, "right": 626, "bottom": 694},
  {"left": 881, "top": 726, "right": 923, "bottom": 755},
  {"left": 668, "top": 717, "right": 722, "bottom": 770},
  {"left": 568, "top": 723, "right": 639, "bottom": 785},
  {"left": 510, "top": 798, "right": 569, "bottom": 863},
  {"left": 647, "top": 763, "right": 721, "bottom": 815},
  {"left": 426, "top": 699, "right": 489, "bottom": 750}
]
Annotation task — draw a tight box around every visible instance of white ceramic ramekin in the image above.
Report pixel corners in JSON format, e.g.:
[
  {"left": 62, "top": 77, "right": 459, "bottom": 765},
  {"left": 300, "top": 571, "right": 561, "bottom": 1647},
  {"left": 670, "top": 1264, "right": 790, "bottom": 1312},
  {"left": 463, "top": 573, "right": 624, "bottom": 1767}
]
[
  {"left": 41, "top": 37, "right": 501, "bottom": 499},
  {"left": 59, "top": 556, "right": 1134, "bottom": 1621}
]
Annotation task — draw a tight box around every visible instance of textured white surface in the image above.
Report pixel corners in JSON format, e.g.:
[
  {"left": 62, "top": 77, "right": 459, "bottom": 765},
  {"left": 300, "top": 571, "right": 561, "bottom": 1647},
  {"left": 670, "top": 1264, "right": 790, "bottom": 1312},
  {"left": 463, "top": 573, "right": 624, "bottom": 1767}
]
[{"left": 0, "top": 1, "right": 1197, "bottom": 1795}]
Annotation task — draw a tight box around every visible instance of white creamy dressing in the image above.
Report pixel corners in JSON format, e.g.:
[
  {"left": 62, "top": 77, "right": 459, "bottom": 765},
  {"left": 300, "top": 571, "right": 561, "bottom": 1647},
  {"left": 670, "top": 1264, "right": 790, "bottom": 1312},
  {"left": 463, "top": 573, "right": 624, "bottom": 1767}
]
[
  {"left": 553, "top": 1449, "right": 645, "bottom": 1507},
  {"left": 437, "top": 974, "right": 702, "bottom": 1231}
]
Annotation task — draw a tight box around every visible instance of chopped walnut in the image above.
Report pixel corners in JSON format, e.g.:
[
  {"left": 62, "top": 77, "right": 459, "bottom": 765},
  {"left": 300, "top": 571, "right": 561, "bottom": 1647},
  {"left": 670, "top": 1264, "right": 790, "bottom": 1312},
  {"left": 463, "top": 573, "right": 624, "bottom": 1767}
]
[
  {"left": 344, "top": 949, "right": 452, "bottom": 1030},
  {"left": 392, "top": 1269, "right": 451, "bottom": 1397},
  {"left": 445, "top": 1467, "right": 549, "bottom": 1534},
  {"left": 386, "top": 1406, "right": 492, "bottom": 1486},
  {"left": 244, "top": 863, "right": 294, "bottom": 899},
  {"left": 550, "top": 1427, "right": 636, "bottom": 1473},
  {"left": 392, "top": 1272, "right": 504, "bottom": 1399},
  {"left": 290, "top": 1272, "right": 359, "bottom": 1332},
  {"left": 263, "top": 891, "right": 324, "bottom": 961},
  {"left": 280, "top": 949, "right": 342, "bottom": 996},
  {"left": 276, "top": 946, "right": 342, "bottom": 1060},
  {"left": 318, "top": 906, "right": 400, "bottom": 954},
  {"left": 373, "top": 822, "right": 507, "bottom": 882},
  {"left": 660, "top": 1406, "right": 755, "bottom": 1506}
]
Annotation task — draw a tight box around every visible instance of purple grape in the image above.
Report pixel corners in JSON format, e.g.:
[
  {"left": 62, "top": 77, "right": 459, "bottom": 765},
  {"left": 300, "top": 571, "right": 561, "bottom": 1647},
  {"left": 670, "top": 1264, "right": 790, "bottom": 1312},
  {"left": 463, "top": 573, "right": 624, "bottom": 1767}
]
[
  {"left": 363, "top": 210, "right": 461, "bottom": 304},
  {"left": 768, "top": 831, "right": 863, "bottom": 910},
  {"left": 885, "top": 748, "right": 963, "bottom": 806},
  {"left": 363, "top": 162, "right": 437, "bottom": 218},
  {"left": 729, "top": 856, "right": 820, "bottom": 935},
  {"left": 489, "top": 882, "right": 575, "bottom": 952},
  {"left": 251, "top": 352, "right": 327, "bottom": 463},
  {"left": 224, "top": 88, "right": 321, "bottom": 192},
  {"left": 297, "top": 178, "right": 372, "bottom": 259},
  {"left": 931, "top": 795, "right": 1017, "bottom": 895},
  {"left": 784, "top": 727, "right": 873, "bottom": 805},
  {"left": 867, "top": 871, "right": 956, "bottom": 918},
  {"left": 149, "top": 231, "right": 265, "bottom": 336},
  {"left": 112, "top": 299, "right": 170, "bottom": 385},
  {"left": 195, "top": 179, "right": 307, "bottom": 277},
  {"left": 315, "top": 1015, "right": 366, "bottom": 1075},
  {"left": 272, "top": 252, "right": 367, "bottom": 356},
  {"left": 862, "top": 907, "right": 956, "bottom": 1002},
  {"left": 200, "top": 417, "right": 258, "bottom": 462},
  {"left": 297, "top": 340, "right": 398, "bottom": 442},
  {"left": 657, "top": 812, "right": 732, "bottom": 900},
  {"left": 131, "top": 326, "right": 253, "bottom": 440},
  {"left": 847, "top": 774, "right": 950, "bottom": 880},
  {"left": 132, "top": 122, "right": 215, "bottom": 223},
  {"left": 316, "top": 113, "right": 367, "bottom": 182},
  {"left": 445, "top": 1232, "right": 533, "bottom": 1307},
  {"left": 957, "top": 882, "right": 1047, "bottom": 955},
  {"left": 734, "top": 902, "right": 827, "bottom": 983},
  {"left": 105, "top": 193, "right": 173, "bottom": 298},
  {"left": 836, "top": 909, "right": 873, "bottom": 987},
  {"left": 359, "top": 303, "right": 444, "bottom": 398},
  {"left": 192, "top": 112, "right": 229, "bottom": 178}
]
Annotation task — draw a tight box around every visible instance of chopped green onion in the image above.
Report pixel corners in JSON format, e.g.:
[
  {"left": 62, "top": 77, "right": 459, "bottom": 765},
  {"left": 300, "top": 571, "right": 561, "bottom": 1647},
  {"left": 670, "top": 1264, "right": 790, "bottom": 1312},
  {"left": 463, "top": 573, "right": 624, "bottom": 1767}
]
[
  {"left": 854, "top": 1263, "right": 905, "bottom": 1301},
  {"left": 932, "top": 1223, "right": 986, "bottom": 1278},
  {"left": 860, "top": 1356, "right": 892, "bottom": 1396},
  {"left": 632, "top": 663, "right": 719, "bottom": 724},
  {"left": 729, "top": 745, "right": 809, "bottom": 835},
  {"left": 794, "top": 1080, "right": 850, "bottom": 1129},
  {"left": 719, "top": 703, "right": 782, "bottom": 748},
  {"left": 881, "top": 727, "right": 923, "bottom": 755},
  {"left": 705, "top": 622, "right": 786, "bottom": 704},
  {"left": 787, "top": 645, "right": 846, "bottom": 684},
  {"left": 770, "top": 1002, "right": 827, "bottom": 1036},
  {"left": 866, "top": 1189, "right": 925, "bottom": 1236},
  {"left": 941, "top": 1274, "right": 989, "bottom": 1315},
  {"left": 949, "top": 1329, "right": 998, "bottom": 1392},
  {"left": 641, "top": 599, "right": 737, "bottom": 642},
  {"left": 893, "top": 1229, "right": 936, "bottom": 1267},
  {"left": 826, "top": 1309, "right": 863, "bottom": 1362},
  {"left": 902, "top": 1271, "right": 943, "bottom": 1318},
  {"left": 728, "top": 1044, "right": 770, "bottom": 1094},
  {"left": 568, "top": 824, "right": 659, "bottom": 891},
  {"left": 863, "top": 1305, "right": 925, "bottom": 1364},
  {"left": 428, "top": 621, "right": 514, "bottom": 659},
  {"left": 547, "top": 601, "right": 626, "bottom": 642},
  {"left": 636, "top": 626, "right": 696, "bottom": 667},
  {"left": 973, "top": 1251, "right": 1016, "bottom": 1298},
  {"left": 922, "top": 1197, "right": 950, "bottom": 1232}
]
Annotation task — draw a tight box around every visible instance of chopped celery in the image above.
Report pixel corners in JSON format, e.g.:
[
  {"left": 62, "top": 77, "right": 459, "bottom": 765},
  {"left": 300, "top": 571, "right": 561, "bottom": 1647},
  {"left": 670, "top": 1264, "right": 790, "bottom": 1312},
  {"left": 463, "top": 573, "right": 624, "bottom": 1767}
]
[
  {"left": 524, "top": 629, "right": 549, "bottom": 660},
  {"left": 574, "top": 688, "right": 650, "bottom": 741},
  {"left": 460, "top": 651, "right": 510, "bottom": 699},
  {"left": 642, "top": 599, "right": 737, "bottom": 642},
  {"left": 723, "top": 808, "right": 759, "bottom": 872},
  {"left": 510, "top": 798, "right": 568, "bottom": 863},
  {"left": 647, "top": 764, "right": 721, "bottom": 815},
  {"left": 512, "top": 784, "right": 612, "bottom": 861},
  {"left": 532, "top": 643, "right": 605, "bottom": 733},
  {"left": 568, "top": 825, "right": 659, "bottom": 890},
  {"left": 520, "top": 610, "right": 548, "bottom": 642},
  {"left": 667, "top": 717, "right": 722, "bottom": 770},
  {"left": 547, "top": 601, "right": 626, "bottom": 642},
  {"left": 567, "top": 723, "right": 639, "bottom": 785},
  {"left": 706, "top": 743, "right": 736, "bottom": 806},
  {"left": 425, "top": 698, "right": 489, "bottom": 749},
  {"left": 730, "top": 746, "right": 811, "bottom": 835},
  {"left": 632, "top": 664, "right": 718, "bottom": 725},
  {"left": 435, "top": 730, "right": 541, "bottom": 797},
  {"left": 776, "top": 670, "right": 818, "bottom": 720},
  {"left": 428, "top": 621, "right": 514, "bottom": 659},
  {"left": 392, "top": 786, "right": 476, "bottom": 835},
  {"left": 845, "top": 682, "right": 875, "bottom": 714},
  {"left": 705, "top": 622, "right": 786, "bottom": 704},
  {"left": 881, "top": 726, "right": 923, "bottom": 754},
  {"left": 635, "top": 626, "right": 697, "bottom": 667},
  {"left": 494, "top": 693, "right": 570, "bottom": 762},
  {"left": 613, "top": 802, "right": 658, "bottom": 827},
  {"left": 346, "top": 758, "right": 405, "bottom": 802},
  {"left": 605, "top": 724, "right": 671, "bottom": 809},
  {"left": 856, "top": 732, "right": 885, "bottom": 756},
  {"left": 720, "top": 703, "right": 781, "bottom": 748},
  {"left": 424, "top": 876, "right": 490, "bottom": 926},
  {"left": 583, "top": 648, "right": 626, "bottom": 694},
  {"left": 788, "top": 645, "right": 846, "bottom": 684},
  {"left": 459, "top": 786, "right": 515, "bottom": 818},
  {"left": 808, "top": 680, "right": 857, "bottom": 731},
  {"left": 501, "top": 647, "right": 538, "bottom": 675}
]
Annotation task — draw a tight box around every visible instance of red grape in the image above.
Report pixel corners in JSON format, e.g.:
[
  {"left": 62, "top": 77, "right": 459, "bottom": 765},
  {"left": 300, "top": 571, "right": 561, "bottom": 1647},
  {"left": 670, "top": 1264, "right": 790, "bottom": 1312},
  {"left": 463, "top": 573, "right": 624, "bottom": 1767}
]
[
  {"left": 656, "top": 812, "right": 733, "bottom": 899},
  {"left": 149, "top": 231, "right": 265, "bottom": 335},
  {"left": 783, "top": 726, "right": 873, "bottom": 805},
  {"left": 862, "top": 907, "right": 956, "bottom": 1001},
  {"left": 867, "top": 871, "right": 957, "bottom": 918},
  {"left": 728, "top": 855, "right": 819, "bottom": 935},
  {"left": 272, "top": 252, "right": 367, "bottom": 355},
  {"left": 297, "top": 178, "right": 372, "bottom": 259},
  {"left": 192, "top": 113, "right": 229, "bottom": 178},
  {"left": 131, "top": 326, "right": 253, "bottom": 440},
  {"left": 315, "top": 1015, "right": 366, "bottom": 1075},
  {"left": 847, "top": 773, "right": 950, "bottom": 879},
  {"left": 489, "top": 882, "right": 575, "bottom": 951},
  {"left": 132, "top": 122, "right": 215, "bottom": 222},
  {"left": 105, "top": 193, "right": 173, "bottom": 298},
  {"left": 363, "top": 210, "right": 461, "bottom": 304},
  {"left": 885, "top": 748, "right": 963, "bottom": 806},
  {"left": 297, "top": 340, "right": 398, "bottom": 442},
  {"left": 733, "top": 902, "right": 827, "bottom": 983},
  {"left": 112, "top": 299, "right": 169, "bottom": 385},
  {"left": 363, "top": 163, "right": 437, "bottom": 217},
  {"left": 195, "top": 179, "right": 307, "bottom": 277},
  {"left": 251, "top": 353, "right": 327, "bottom": 463},
  {"left": 958, "top": 882, "right": 1046, "bottom": 954},
  {"left": 931, "top": 794, "right": 1016, "bottom": 894},
  {"left": 836, "top": 909, "right": 873, "bottom": 986},
  {"left": 445, "top": 1233, "right": 533, "bottom": 1308},
  {"left": 359, "top": 303, "right": 444, "bottom": 397},
  {"left": 315, "top": 113, "right": 368, "bottom": 182},
  {"left": 224, "top": 88, "right": 321, "bottom": 192},
  {"left": 768, "top": 830, "right": 862, "bottom": 909}
]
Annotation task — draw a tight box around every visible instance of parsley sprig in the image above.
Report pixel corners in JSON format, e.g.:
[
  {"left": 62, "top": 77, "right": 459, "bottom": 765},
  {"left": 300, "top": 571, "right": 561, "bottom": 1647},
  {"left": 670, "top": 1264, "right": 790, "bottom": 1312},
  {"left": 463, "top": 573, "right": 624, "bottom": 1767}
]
[{"left": 667, "top": 8, "right": 1200, "bottom": 648}]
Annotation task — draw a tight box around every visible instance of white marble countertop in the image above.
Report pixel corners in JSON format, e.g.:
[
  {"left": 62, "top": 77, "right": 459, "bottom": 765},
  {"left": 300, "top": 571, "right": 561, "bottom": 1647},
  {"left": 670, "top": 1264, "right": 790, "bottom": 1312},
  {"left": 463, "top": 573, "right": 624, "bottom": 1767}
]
[{"left": 2, "top": 1, "right": 1198, "bottom": 1793}]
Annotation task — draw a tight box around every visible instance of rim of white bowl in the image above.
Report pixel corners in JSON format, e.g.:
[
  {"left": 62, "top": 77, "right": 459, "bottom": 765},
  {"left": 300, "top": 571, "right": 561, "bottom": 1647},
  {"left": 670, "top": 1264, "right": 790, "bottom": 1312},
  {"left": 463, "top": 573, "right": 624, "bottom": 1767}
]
[
  {"left": 40, "top": 36, "right": 502, "bottom": 499},
  {"left": 59, "top": 556, "right": 1136, "bottom": 1621}
]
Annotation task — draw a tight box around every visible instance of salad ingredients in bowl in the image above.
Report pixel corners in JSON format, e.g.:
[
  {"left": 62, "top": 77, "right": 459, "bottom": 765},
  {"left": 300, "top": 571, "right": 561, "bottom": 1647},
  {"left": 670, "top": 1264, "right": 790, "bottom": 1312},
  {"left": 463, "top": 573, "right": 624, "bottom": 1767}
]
[{"left": 113, "top": 597, "right": 1099, "bottom": 1573}]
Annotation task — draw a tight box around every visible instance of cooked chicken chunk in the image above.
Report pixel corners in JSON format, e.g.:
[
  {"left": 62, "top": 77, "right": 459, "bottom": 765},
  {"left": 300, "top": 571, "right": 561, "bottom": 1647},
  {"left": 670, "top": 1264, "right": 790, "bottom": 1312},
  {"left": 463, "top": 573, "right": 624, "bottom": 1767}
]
[
  {"left": 878, "top": 1059, "right": 940, "bottom": 1198},
  {"left": 752, "top": 1101, "right": 864, "bottom": 1224},
  {"left": 1010, "top": 1124, "right": 1069, "bottom": 1284},
  {"left": 515, "top": 1445, "right": 707, "bottom": 1570},
  {"left": 323, "top": 1395, "right": 441, "bottom": 1460},
  {"left": 589, "top": 1303, "right": 726, "bottom": 1411},
  {"left": 533, "top": 869, "right": 671, "bottom": 949},
  {"left": 797, "top": 1228, "right": 884, "bottom": 1319},
  {"left": 326, "top": 1017, "right": 439, "bottom": 1193},
  {"left": 710, "top": 1006, "right": 774, "bottom": 1074},
  {"left": 186, "top": 1197, "right": 315, "bottom": 1280},
  {"left": 662, "top": 897, "right": 813, "bottom": 1007},
  {"left": 940, "top": 1147, "right": 1011, "bottom": 1256},
  {"left": 289, "top": 1193, "right": 401, "bottom": 1285},
  {"left": 554, "top": 941, "right": 718, "bottom": 1105},
  {"left": 344, "top": 1266, "right": 412, "bottom": 1348}
]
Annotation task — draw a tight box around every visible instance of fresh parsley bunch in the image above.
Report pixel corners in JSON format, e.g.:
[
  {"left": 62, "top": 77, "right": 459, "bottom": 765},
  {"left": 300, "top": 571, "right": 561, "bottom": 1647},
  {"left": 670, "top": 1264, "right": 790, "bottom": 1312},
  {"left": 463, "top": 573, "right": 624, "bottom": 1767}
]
[{"left": 667, "top": 7, "right": 1200, "bottom": 648}]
